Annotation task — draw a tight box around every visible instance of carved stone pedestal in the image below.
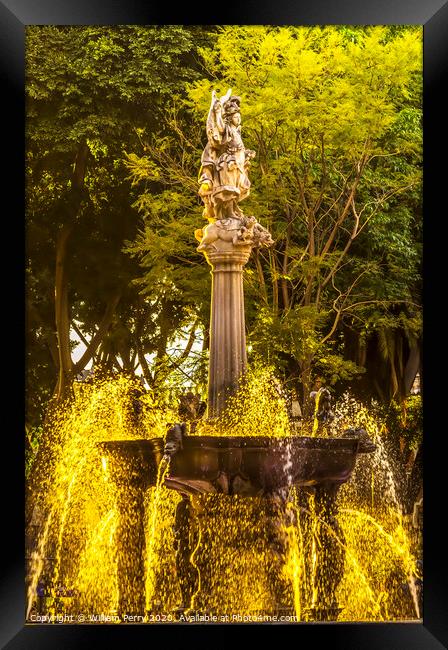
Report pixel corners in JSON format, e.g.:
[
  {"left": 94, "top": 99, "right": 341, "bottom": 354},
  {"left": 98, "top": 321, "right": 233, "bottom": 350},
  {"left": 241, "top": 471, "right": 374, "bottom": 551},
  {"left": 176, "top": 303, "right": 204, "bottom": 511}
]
[
  {"left": 206, "top": 246, "right": 252, "bottom": 419},
  {"left": 196, "top": 210, "right": 273, "bottom": 420}
]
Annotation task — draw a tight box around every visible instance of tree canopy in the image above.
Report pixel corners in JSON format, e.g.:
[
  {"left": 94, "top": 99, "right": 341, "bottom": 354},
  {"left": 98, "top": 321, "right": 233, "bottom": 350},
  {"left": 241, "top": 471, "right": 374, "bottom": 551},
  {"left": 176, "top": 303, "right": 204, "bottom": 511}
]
[
  {"left": 126, "top": 25, "right": 422, "bottom": 409},
  {"left": 26, "top": 25, "right": 209, "bottom": 424}
]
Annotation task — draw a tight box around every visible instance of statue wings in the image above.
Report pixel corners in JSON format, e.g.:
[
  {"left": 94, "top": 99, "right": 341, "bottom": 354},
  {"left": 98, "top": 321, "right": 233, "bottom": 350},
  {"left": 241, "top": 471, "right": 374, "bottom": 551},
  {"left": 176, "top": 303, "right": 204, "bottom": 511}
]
[
  {"left": 206, "top": 89, "right": 232, "bottom": 141},
  {"left": 211, "top": 88, "right": 232, "bottom": 108}
]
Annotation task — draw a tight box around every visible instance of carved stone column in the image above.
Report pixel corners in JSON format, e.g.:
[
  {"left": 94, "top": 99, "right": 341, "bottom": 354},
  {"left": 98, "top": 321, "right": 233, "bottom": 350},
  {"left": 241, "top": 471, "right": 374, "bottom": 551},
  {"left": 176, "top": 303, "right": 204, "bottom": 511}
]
[
  {"left": 196, "top": 216, "right": 273, "bottom": 419},
  {"left": 204, "top": 245, "right": 252, "bottom": 418},
  {"left": 195, "top": 90, "right": 274, "bottom": 419}
]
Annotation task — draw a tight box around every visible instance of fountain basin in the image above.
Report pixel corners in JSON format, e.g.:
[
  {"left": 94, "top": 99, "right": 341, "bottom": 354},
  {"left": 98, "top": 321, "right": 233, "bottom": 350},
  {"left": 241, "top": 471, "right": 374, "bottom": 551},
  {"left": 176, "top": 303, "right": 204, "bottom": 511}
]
[
  {"left": 99, "top": 435, "right": 367, "bottom": 496},
  {"left": 98, "top": 438, "right": 164, "bottom": 490}
]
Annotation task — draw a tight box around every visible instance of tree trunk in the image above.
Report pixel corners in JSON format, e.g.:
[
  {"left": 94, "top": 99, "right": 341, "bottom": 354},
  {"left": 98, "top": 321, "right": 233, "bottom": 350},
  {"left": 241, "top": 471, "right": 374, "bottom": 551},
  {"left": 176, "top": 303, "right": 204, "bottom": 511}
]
[
  {"left": 178, "top": 319, "right": 199, "bottom": 363},
  {"left": 153, "top": 304, "right": 171, "bottom": 388},
  {"left": 281, "top": 209, "right": 293, "bottom": 310},
  {"left": 302, "top": 210, "right": 315, "bottom": 308},
  {"left": 73, "top": 291, "right": 122, "bottom": 374},
  {"left": 136, "top": 342, "right": 154, "bottom": 388},
  {"left": 54, "top": 221, "right": 75, "bottom": 401},
  {"left": 254, "top": 249, "right": 268, "bottom": 305},
  {"left": 27, "top": 302, "right": 60, "bottom": 369},
  {"left": 53, "top": 142, "right": 90, "bottom": 401},
  {"left": 403, "top": 345, "right": 420, "bottom": 397},
  {"left": 270, "top": 250, "right": 279, "bottom": 314}
]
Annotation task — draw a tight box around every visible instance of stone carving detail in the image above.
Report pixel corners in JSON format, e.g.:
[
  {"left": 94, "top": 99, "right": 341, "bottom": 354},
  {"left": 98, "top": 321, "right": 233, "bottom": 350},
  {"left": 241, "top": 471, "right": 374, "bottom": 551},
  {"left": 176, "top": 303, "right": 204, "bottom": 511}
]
[
  {"left": 195, "top": 90, "right": 273, "bottom": 257},
  {"left": 195, "top": 215, "right": 273, "bottom": 253}
]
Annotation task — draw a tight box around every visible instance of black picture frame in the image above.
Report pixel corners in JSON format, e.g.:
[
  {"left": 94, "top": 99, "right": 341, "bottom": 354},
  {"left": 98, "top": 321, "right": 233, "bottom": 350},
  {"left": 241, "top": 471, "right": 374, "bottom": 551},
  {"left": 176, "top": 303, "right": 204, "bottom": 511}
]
[{"left": 3, "top": 1, "right": 447, "bottom": 647}]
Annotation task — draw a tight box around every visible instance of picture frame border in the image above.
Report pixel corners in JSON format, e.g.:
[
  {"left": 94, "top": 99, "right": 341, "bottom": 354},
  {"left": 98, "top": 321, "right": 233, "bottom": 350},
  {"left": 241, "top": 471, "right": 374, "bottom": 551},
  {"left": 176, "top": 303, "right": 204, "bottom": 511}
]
[{"left": 3, "top": 1, "right": 446, "bottom": 646}]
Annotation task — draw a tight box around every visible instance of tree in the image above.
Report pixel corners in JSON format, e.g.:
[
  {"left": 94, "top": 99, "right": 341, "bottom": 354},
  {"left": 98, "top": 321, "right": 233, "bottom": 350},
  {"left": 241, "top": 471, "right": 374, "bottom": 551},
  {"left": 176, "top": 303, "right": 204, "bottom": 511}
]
[{"left": 26, "top": 25, "right": 206, "bottom": 425}]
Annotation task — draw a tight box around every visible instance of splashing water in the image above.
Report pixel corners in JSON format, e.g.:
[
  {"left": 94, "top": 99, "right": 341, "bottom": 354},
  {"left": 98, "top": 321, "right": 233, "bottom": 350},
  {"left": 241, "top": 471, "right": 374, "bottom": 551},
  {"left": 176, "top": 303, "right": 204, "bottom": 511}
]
[
  {"left": 26, "top": 376, "right": 173, "bottom": 620},
  {"left": 311, "top": 392, "right": 321, "bottom": 437},
  {"left": 26, "top": 373, "right": 421, "bottom": 622},
  {"left": 144, "top": 457, "right": 178, "bottom": 613},
  {"left": 334, "top": 394, "right": 422, "bottom": 620},
  {"left": 194, "top": 364, "right": 292, "bottom": 438}
]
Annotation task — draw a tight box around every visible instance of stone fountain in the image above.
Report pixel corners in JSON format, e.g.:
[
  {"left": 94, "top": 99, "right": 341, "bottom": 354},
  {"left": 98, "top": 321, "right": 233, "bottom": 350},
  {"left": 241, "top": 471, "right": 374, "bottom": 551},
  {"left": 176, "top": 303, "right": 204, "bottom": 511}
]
[{"left": 99, "top": 89, "right": 375, "bottom": 620}]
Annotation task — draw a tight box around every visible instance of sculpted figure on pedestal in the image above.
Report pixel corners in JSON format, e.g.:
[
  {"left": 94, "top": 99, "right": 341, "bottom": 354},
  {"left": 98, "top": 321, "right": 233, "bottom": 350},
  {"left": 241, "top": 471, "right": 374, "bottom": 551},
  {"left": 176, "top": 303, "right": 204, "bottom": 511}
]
[
  {"left": 198, "top": 89, "right": 254, "bottom": 221},
  {"left": 195, "top": 89, "right": 273, "bottom": 255}
]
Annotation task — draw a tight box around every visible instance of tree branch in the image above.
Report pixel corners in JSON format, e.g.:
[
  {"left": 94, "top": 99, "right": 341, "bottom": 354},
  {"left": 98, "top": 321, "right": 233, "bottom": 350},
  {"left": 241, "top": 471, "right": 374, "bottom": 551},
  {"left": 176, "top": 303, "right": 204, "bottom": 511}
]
[
  {"left": 281, "top": 204, "right": 293, "bottom": 310},
  {"left": 270, "top": 249, "right": 279, "bottom": 314},
  {"left": 177, "top": 318, "right": 200, "bottom": 363},
  {"left": 320, "top": 140, "right": 370, "bottom": 257},
  {"left": 72, "top": 321, "right": 90, "bottom": 349},
  {"left": 136, "top": 341, "right": 154, "bottom": 388},
  {"left": 254, "top": 249, "right": 269, "bottom": 306},
  {"left": 73, "top": 290, "right": 121, "bottom": 374}
]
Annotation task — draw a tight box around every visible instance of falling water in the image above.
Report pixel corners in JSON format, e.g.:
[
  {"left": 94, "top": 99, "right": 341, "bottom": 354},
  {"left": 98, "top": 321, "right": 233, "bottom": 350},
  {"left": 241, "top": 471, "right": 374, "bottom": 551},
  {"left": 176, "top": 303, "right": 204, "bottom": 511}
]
[
  {"left": 311, "top": 392, "right": 321, "bottom": 437},
  {"left": 26, "top": 376, "right": 172, "bottom": 620},
  {"left": 144, "top": 457, "right": 175, "bottom": 612},
  {"left": 333, "top": 394, "right": 421, "bottom": 620},
  {"left": 26, "top": 372, "right": 421, "bottom": 623}
]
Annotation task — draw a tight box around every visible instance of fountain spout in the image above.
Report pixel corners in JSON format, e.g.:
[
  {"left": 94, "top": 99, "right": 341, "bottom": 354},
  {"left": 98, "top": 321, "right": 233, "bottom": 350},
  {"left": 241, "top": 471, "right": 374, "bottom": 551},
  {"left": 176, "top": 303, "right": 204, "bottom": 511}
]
[
  {"left": 164, "top": 423, "right": 186, "bottom": 459},
  {"left": 341, "top": 427, "right": 377, "bottom": 454}
]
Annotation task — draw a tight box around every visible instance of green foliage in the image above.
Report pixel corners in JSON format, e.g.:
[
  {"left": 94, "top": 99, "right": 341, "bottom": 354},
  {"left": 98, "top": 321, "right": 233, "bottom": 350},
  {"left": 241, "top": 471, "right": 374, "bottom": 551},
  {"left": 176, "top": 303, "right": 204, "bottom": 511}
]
[
  {"left": 315, "top": 354, "right": 365, "bottom": 386},
  {"left": 126, "top": 25, "right": 422, "bottom": 402},
  {"left": 248, "top": 305, "right": 323, "bottom": 368},
  {"left": 26, "top": 26, "right": 206, "bottom": 424},
  {"left": 26, "top": 425, "right": 44, "bottom": 478},
  {"left": 186, "top": 26, "right": 421, "bottom": 399},
  {"left": 382, "top": 395, "right": 422, "bottom": 451}
]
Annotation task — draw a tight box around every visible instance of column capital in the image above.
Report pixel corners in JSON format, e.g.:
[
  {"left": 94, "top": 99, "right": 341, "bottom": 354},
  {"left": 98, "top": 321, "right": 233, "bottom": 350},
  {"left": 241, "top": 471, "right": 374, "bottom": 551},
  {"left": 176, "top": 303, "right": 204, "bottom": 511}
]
[
  {"left": 208, "top": 248, "right": 252, "bottom": 271},
  {"left": 195, "top": 215, "right": 273, "bottom": 269}
]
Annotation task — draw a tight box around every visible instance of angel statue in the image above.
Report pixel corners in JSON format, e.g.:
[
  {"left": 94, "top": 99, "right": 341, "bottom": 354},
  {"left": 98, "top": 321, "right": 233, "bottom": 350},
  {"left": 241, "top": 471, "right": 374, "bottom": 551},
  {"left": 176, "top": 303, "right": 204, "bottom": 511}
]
[{"left": 198, "top": 89, "right": 256, "bottom": 222}]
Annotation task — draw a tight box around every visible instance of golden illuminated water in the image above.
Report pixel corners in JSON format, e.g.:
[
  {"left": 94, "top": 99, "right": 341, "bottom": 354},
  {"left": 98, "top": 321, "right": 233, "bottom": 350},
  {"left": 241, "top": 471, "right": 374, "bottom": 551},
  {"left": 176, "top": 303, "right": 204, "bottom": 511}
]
[
  {"left": 194, "top": 365, "right": 292, "bottom": 437},
  {"left": 26, "top": 373, "right": 421, "bottom": 623},
  {"left": 311, "top": 392, "right": 321, "bottom": 437}
]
